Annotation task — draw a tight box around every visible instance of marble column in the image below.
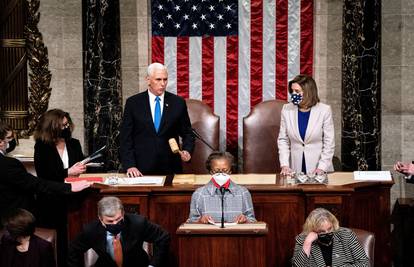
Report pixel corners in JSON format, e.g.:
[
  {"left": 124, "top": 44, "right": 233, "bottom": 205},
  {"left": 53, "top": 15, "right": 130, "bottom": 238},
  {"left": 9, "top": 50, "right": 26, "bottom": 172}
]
[
  {"left": 83, "top": 0, "right": 123, "bottom": 170},
  {"left": 341, "top": 0, "right": 381, "bottom": 171}
]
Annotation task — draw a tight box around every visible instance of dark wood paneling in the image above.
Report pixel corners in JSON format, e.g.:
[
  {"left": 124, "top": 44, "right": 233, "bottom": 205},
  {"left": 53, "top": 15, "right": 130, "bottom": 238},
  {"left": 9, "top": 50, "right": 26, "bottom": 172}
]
[
  {"left": 253, "top": 193, "right": 304, "bottom": 267},
  {"left": 68, "top": 181, "right": 392, "bottom": 267},
  {"left": 178, "top": 235, "right": 266, "bottom": 267},
  {"left": 149, "top": 194, "right": 192, "bottom": 267}
]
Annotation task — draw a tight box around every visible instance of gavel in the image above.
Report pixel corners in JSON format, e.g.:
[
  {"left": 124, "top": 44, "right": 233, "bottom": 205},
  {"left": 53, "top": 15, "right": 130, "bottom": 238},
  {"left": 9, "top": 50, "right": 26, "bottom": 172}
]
[{"left": 168, "top": 138, "right": 180, "bottom": 154}]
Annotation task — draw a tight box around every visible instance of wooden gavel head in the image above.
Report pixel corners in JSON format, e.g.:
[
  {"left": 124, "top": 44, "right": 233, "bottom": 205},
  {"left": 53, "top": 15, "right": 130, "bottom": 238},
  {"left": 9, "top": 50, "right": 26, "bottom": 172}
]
[{"left": 168, "top": 138, "right": 180, "bottom": 153}]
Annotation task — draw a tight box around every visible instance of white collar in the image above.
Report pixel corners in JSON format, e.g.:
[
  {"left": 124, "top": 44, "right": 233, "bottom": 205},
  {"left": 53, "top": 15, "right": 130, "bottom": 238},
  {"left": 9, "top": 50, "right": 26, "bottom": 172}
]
[{"left": 148, "top": 90, "right": 165, "bottom": 102}]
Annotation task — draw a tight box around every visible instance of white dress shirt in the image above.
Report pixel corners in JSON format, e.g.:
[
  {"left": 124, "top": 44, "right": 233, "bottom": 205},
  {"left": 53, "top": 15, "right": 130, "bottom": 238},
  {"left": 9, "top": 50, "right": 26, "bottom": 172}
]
[
  {"left": 148, "top": 90, "right": 165, "bottom": 122},
  {"left": 60, "top": 145, "right": 69, "bottom": 169}
]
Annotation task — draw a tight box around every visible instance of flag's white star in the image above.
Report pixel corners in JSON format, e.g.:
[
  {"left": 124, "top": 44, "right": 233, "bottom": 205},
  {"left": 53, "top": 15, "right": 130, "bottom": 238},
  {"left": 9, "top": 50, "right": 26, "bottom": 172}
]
[
  {"left": 226, "top": 23, "right": 231, "bottom": 29},
  {"left": 166, "top": 14, "right": 172, "bottom": 20},
  {"left": 217, "top": 14, "right": 223, "bottom": 20},
  {"left": 175, "top": 23, "right": 181, "bottom": 29},
  {"left": 158, "top": 22, "right": 164, "bottom": 28},
  {"left": 225, "top": 5, "right": 232, "bottom": 11},
  {"left": 191, "top": 5, "right": 197, "bottom": 11},
  {"left": 174, "top": 5, "right": 181, "bottom": 11},
  {"left": 200, "top": 14, "right": 206, "bottom": 20},
  {"left": 209, "top": 5, "right": 215, "bottom": 11},
  {"left": 158, "top": 4, "right": 163, "bottom": 10},
  {"left": 192, "top": 23, "right": 198, "bottom": 29},
  {"left": 183, "top": 14, "right": 189, "bottom": 20},
  {"left": 209, "top": 23, "right": 215, "bottom": 29}
]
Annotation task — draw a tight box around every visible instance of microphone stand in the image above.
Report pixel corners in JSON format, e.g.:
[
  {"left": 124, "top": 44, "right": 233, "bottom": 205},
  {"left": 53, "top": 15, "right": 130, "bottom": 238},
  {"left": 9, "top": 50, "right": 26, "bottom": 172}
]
[
  {"left": 220, "top": 187, "right": 226, "bottom": 228},
  {"left": 191, "top": 128, "right": 215, "bottom": 151}
]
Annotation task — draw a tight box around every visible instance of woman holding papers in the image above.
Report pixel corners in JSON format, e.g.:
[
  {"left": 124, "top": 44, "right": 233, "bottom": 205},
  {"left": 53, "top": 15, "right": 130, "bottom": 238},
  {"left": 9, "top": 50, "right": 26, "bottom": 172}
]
[
  {"left": 34, "top": 109, "right": 86, "bottom": 182},
  {"left": 33, "top": 109, "right": 86, "bottom": 267},
  {"left": 278, "top": 75, "right": 335, "bottom": 175},
  {"left": 188, "top": 151, "right": 256, "bottom": 224},
  {"left": 292, "top": 208, "right": 369, "bottom": 267}
]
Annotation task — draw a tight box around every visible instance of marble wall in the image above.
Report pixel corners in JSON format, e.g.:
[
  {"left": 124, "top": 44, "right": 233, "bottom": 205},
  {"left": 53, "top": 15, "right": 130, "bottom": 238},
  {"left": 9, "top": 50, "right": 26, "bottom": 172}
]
[
  {"left": 12, "top": 0, "right": 84, "bottom": 157},
  {"left": 314, "top": 0, "right": 343, "bottom": 160},
  {"left": 382, "top": 0, "right": 414, "bottom": 202},
  {"left": 120, "top": 0, "right": 150, "bottom": 104}
]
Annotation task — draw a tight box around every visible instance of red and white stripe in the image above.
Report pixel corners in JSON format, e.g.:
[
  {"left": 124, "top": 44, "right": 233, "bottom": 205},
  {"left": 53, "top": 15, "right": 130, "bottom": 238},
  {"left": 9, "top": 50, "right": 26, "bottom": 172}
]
[{"left": 151, "top": 0, "right": 313, "bottom": 162}]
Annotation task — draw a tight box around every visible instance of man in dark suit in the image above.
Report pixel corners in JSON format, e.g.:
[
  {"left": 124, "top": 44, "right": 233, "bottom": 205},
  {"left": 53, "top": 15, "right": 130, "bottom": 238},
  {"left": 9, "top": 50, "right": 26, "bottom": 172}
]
[
  {"left": 120, "top": 63, "right": 195, "bottom": 176},
  {"left": 68, "top": 196, "right": 170, "bottom": 267},
  {"left": 0, "top": 122, "right": 90, "bottom": 224}
]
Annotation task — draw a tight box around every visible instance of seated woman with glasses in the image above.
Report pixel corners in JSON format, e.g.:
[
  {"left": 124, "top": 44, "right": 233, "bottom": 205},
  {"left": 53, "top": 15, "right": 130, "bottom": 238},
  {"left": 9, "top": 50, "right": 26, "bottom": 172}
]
[
  {"left": 187, "top": 151, "right": 256, "bottom": 224},
  {"left": 0, "top": 209, "right": 56, "bottom": 267},
  {"left": 292, "top": 208, "right": 369, "bottom": 267},
  {"left": 33, "top": 109, "right": 86, "bottom": 266}
]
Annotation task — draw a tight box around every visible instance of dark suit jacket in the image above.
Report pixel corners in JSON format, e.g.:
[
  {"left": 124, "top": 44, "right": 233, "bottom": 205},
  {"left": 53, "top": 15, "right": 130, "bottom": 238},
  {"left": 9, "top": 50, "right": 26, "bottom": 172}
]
[
  {"left": 0, "top": 234, "right": 56, "bottom": 267},
  {"left": 0, "top": 153, "right": 71, "bottom": 223},
  {"left": 68, "top": 213, "right": 170, "bottom": 267},
  {"left": 34, "top": 138, "right": 84, "bottom": 183},
  {"left": 120, "top": 90, "right": 195, "bottom": 175}
]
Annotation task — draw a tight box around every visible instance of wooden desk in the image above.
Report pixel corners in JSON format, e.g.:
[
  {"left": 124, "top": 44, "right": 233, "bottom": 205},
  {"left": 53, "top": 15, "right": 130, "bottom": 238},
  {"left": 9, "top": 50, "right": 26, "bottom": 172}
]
[
  {"left": 68, "top": 172, "right": 393, "bottom": 267},
  {"left": 176, "top": 222, "right": 268, "bottom": 267}
]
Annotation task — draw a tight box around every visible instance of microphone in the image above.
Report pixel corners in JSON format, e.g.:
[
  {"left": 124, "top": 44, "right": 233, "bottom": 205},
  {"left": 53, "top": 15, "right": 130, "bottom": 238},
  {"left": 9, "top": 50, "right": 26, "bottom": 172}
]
[
  {"left": 191, "top": 128, "right": 215, "bottom": 151},
  {"left": 220, "top": 187, "right": 226, "bottom": 228}
]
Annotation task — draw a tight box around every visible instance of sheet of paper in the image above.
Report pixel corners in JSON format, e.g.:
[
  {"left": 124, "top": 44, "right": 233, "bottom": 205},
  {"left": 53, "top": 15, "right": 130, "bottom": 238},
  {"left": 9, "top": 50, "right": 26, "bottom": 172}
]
[
  {"left": 105, "top": 176, "right": 165, "bottom": 185},
  {"left": 353, "top": 171, "right": 392, "bottom": 181},
  {"left": 211, "top": 222, "right": 238, "bottom": 227}
]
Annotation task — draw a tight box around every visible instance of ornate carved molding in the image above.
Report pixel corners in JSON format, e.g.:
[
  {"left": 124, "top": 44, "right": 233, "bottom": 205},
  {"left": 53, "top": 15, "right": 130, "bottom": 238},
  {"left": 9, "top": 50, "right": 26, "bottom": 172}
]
[{"left": 19, "top": 0, "right": 52, "bottom": 137}]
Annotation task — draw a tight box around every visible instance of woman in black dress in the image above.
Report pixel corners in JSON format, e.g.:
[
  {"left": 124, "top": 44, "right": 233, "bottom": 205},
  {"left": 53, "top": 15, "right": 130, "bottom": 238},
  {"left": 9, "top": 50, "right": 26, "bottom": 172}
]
[{"left": 33, "top": 109, "right": 86, "bottom": 267}]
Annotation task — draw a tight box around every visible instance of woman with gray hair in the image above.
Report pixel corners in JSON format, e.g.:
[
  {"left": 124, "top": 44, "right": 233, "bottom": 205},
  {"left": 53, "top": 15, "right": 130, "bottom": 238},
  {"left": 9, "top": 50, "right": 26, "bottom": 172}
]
[{"left": 292, "top": 208, "right": 369, "bottom": 267}]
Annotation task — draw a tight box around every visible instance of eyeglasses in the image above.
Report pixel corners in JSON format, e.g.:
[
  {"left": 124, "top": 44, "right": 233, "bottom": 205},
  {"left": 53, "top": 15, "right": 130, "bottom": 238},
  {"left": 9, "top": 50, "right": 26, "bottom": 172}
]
[{"left": 63, "top": 122, "right": 71, "bottom": 128}]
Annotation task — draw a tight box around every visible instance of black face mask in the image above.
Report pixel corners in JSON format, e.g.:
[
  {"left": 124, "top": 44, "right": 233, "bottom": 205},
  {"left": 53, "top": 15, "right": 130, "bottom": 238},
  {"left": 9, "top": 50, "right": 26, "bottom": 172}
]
[
  {"left": 60, "top": 128, "right": 71, "bottom": 140},
  {"left": 105, "top": 219, "right": 125, "bottom": 235},
  {"left": 318, "top": 232, "right": 334, "bottom": 246},
  {"left": 6, "top": 139, "right": 17, "bottom": 153}
]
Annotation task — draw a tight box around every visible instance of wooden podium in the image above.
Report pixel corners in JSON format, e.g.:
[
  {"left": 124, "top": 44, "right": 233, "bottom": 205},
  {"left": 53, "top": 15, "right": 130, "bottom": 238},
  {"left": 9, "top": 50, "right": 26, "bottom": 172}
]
[{"left": 176, "top": 222, "right": 268, "bottom": 267}]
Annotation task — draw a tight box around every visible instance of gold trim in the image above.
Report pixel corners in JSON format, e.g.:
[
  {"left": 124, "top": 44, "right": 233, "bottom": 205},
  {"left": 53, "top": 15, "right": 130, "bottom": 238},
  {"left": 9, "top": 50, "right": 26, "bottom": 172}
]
[
  {"left": 19, "top": 0, "right": 52, "bottom": 138},
  {"left": 0, "top": 111, "right": 29, "bottom": 117},
  {"left": 1, "top": 39, "right": 26, "bottom": 47}
]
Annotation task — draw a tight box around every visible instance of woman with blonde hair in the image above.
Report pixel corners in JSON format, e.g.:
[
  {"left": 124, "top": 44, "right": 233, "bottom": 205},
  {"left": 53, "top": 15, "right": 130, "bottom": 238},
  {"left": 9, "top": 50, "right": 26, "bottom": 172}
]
[{"left": 292, "top": 208, "right": 369, "bottom": 267}]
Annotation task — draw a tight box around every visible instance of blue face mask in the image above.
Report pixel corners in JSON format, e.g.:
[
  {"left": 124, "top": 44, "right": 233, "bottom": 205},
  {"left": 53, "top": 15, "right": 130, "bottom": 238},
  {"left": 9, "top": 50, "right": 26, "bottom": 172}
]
[{"left": 291, "top": 93, "right": 303, "bottom": 105}]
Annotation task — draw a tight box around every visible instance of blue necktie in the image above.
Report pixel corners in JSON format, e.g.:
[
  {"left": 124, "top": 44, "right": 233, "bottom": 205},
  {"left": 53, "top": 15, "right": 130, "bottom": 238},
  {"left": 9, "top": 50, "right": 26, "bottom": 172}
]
[{"left": 154, "top": 96, "right": 161, "bottom": 132}]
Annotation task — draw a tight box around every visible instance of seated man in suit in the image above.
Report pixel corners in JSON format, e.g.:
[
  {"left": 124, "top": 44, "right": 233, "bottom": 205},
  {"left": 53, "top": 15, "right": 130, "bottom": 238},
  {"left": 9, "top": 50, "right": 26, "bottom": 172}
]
[
  {"left": 0, "top": 122, "right": 91, "bottom": 224},
  {"left": 68, "top": 196, "right": 170, "bottom": 267},
  {"left": 120, "top": 62, "right": 195, "bottom": 177},
  {"left": 187, "top": 151, "right": 256, "bottom": 224}
]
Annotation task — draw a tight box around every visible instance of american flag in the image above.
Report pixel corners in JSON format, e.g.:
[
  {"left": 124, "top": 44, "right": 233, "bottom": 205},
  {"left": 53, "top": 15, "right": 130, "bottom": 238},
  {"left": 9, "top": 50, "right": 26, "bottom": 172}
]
[{"left": 151, "top": 0, "right": 313, "bottom": 160}]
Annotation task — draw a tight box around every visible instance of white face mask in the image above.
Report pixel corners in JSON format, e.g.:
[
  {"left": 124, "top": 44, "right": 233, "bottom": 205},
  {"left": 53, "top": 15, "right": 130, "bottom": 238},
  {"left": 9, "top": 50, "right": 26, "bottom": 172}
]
[{"left": 212, "top": 173, "right": 230, "bottom": 186}]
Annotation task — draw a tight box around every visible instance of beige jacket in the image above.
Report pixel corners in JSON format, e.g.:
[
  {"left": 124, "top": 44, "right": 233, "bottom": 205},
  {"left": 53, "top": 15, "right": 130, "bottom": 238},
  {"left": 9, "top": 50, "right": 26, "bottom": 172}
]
[{"left": 277, "top": 102, "right": 335, "bottom": 173}]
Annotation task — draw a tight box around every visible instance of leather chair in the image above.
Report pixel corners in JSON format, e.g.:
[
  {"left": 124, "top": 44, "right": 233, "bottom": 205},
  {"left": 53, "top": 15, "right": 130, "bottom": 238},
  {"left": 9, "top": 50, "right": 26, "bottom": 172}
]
[
  {"left": 243, "top": 99, "right": 286, "bottom": 173},
  {"left": 0, "top": 227, "right": 57, "bottom": 264},
  {"left": 351, "top": 228, "right": 375, "bottom": 267},
  {"left": 183, "top": 99, "right": 220, "bottom": 174}
]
